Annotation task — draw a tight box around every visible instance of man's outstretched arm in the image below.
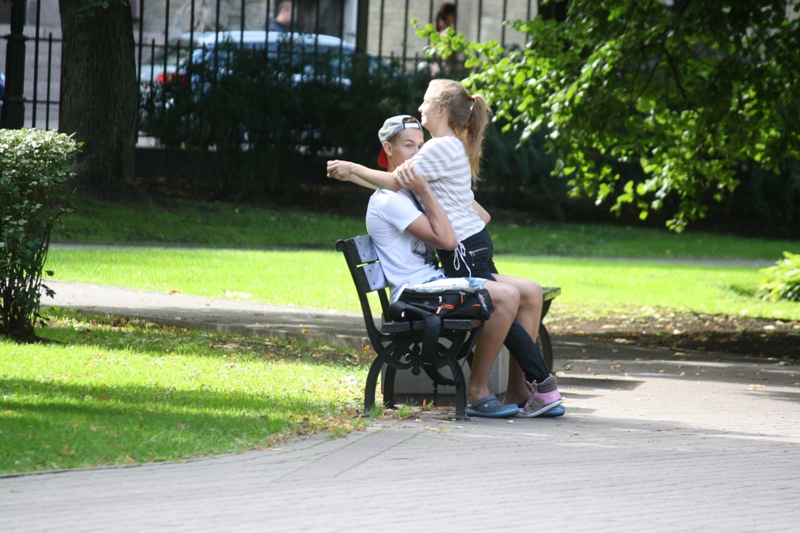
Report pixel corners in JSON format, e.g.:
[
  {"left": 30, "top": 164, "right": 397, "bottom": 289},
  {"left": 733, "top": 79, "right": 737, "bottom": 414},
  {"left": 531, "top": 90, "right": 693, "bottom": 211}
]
[{"left": 326, "top": 160, "right": 400, "bottom": 191}]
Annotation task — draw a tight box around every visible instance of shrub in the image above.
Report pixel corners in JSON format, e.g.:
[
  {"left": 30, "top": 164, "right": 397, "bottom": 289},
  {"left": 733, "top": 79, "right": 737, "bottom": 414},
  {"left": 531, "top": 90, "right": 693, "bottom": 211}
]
[
  {"left": 0, "top": 129, "right": 77, "bottom": 340},
  {"left": 757, "top": 252, "right": 800, "bottom": 303}
]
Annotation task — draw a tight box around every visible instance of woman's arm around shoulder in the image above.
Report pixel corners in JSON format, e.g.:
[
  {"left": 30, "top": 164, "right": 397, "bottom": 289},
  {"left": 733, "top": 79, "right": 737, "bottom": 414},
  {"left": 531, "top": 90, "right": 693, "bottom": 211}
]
[{"left": 397, "top": 162, "right": 458, "bottom": 250}]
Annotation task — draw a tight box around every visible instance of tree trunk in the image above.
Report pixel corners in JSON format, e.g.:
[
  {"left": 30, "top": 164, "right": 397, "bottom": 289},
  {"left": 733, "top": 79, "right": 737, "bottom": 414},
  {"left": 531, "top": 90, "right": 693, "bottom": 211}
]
[{"left": 58, "top": 1, "right": 140, "bottom": 200}]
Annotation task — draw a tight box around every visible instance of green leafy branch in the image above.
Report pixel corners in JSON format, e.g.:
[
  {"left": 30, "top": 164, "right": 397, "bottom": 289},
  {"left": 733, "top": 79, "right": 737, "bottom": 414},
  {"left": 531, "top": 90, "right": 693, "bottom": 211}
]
[{"left": 418, "top": 0, "right": 800, "bottom": 232}]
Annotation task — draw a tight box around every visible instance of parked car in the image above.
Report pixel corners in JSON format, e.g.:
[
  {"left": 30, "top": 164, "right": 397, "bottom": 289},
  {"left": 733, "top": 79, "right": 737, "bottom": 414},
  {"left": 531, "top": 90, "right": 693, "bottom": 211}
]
[
  {"left": 189, "top": 30, "right": 357, "bottom": 57},
  {"left": 139, "top": 30, "right": 418, "bottom": 158},
  {"left": 154, "top": 31, "right": 386, "bottom": 89},
  {"left": 139, "top": 42, "right": 191, "bottom": 86}
]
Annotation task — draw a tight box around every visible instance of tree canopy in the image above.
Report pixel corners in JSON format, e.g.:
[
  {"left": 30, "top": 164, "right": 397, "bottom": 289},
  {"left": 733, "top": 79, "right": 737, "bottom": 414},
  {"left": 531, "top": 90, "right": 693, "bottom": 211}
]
[{"left": 422, "top": 0, "right": 800, "bottom": 231}]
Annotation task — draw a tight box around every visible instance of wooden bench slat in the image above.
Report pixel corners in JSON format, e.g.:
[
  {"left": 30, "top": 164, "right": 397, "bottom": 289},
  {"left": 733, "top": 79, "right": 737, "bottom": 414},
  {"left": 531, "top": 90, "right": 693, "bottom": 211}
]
[
  {"left": 543, "top": 287, "right": 561, "bottom": 301},
  {"left": 381, "top": 318, "right": 474, "bottom": 334},
  {"left": 363, "top": 263, "right": 389, "bottom": 292},
  {"left": 353, "top": 235, "right": 380, "bottom": 264}
]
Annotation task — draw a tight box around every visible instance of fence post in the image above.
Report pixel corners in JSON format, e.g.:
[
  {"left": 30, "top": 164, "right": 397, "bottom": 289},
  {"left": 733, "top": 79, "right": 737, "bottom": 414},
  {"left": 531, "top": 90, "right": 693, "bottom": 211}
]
[
  {"left": 355, "top": 0, "right": 369, "bottom": 54},
  {"left": 1, "top": 0, "right": 27, "bottom": 129}
]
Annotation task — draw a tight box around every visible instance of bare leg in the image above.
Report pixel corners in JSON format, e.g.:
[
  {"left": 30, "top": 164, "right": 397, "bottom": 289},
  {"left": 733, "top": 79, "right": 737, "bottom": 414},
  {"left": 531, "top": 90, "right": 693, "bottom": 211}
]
[
  {"left": 493, "top": 274, "right": 544, "bottom": 405},
  {"left": 503, "top": 358, "right": 528, "bottom": 405},
  {"left": 467, "top": 280, "right": 519, "bottom": 404},
  {"left": 493, "top": 274, "right": 543, "bottom": 337}
]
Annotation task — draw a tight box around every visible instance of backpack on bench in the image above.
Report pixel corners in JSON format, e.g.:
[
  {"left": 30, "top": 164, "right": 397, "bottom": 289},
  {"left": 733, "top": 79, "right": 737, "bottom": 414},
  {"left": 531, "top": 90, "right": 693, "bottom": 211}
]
[{"left": 386, "top": 283, "right": 493, "bottom": 379}]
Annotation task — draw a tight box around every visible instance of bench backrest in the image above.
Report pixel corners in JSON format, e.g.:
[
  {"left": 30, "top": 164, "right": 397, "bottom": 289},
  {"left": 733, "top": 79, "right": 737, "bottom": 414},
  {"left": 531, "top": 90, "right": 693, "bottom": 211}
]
[{"left": 335, "top": 236, "right": 392, "bottom": 343}]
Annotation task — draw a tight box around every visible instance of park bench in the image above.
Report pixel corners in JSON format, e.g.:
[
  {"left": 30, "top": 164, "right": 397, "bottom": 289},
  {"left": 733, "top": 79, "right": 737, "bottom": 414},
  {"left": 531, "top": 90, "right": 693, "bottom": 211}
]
[{"left": 336, "top": 235, "right": 560, "bottom": 419}]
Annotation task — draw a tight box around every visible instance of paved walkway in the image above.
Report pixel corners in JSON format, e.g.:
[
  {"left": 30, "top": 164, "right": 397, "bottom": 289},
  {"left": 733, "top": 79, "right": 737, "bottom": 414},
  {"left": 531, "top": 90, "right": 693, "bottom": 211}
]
[
  {"left": 38, "top": 279, "right": 372, "bottom": 349},
  {"left": 2, "top": 281, "right": 800, "bottom": 531}
]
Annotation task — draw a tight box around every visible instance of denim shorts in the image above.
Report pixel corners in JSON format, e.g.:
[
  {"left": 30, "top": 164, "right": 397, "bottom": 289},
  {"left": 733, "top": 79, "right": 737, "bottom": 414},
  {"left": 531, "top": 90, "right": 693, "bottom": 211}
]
[
  {"left": 391, "top": 275, "right": 487, "bottom": 303},
  {"left": 419, "top": 275, "right": 487, "bottom": 288}
]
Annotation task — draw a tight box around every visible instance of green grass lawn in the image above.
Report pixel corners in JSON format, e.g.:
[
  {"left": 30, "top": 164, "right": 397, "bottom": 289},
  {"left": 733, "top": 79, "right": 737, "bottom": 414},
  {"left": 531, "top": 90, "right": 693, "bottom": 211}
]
[
  {"left": 498, "top": 256, "right": 799, "bottom": 321},
  {"left": 52, "top": 197, "right": 367, "bottom": 250},
  {"left": 45, "top": 196, "right": 800, "bottom": 319},
  {"left": 489, "top": 222, "right": 798, "bottom": 260},
  {"left": 45, "top": 247, "right": 800, "bottom": 321},
  {"left": 53, "top": 196, "right": 798, "bottom": 260},
  {"left": 0, "top": 310, "right": 372, "bottom": 474}
]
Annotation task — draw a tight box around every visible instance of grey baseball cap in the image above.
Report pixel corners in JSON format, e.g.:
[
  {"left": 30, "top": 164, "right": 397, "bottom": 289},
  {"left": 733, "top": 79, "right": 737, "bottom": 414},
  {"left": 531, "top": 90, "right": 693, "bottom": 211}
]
[
  {"left": 378, "top": 115, "right": 422, "bottom": 143},
  {"left": 377, "top": 115, "right": 422, "bottom": 168}
]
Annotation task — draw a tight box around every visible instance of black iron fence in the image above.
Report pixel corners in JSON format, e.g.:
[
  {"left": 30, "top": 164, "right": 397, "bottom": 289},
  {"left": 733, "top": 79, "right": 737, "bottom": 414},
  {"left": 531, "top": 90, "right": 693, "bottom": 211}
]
[
  {"left": 0, "top": 1, "right": 62, "bottom": 131},
  {"left": 1, "top": 0, "right": 538, "bottom": 138}
]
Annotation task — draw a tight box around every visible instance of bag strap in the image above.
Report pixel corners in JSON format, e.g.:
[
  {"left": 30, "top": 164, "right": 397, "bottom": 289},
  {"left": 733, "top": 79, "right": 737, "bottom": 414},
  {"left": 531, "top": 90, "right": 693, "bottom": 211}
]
[
  {"left": 388, "top": 300, "right": 441, "bottom": 368},
  {"left": 419, "top": 312, "right": 441, "bottom": 369},
  {"left": 405, "top": 190, "right": 440, "bottom": 268}
]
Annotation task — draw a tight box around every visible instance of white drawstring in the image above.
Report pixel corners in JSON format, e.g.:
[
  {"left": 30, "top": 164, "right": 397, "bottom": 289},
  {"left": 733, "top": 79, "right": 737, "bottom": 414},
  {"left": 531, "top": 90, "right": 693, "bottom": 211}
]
[{"left": 452, "top": 241, "right": 472, "bottom": 277}]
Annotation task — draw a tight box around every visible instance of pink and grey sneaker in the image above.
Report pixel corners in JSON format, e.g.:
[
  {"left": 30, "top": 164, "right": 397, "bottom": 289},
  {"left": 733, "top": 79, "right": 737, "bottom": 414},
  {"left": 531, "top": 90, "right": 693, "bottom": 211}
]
[{"left": 518, "top": 375, "right": 563, "bottom": 418}]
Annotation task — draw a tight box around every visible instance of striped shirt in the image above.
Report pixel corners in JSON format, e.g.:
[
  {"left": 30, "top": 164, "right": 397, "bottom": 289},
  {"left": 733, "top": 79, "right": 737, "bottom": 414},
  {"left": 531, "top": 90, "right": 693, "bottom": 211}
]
[{"left": 410, "top": 136, "right": 485, "bottom": 242}]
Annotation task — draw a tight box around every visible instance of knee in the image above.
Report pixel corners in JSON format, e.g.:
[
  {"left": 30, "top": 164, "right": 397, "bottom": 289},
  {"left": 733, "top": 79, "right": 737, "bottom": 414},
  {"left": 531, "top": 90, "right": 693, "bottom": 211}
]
[
  {"left": 519, "top": 280, "right": 543, "bottom": 307},
  {"left": 488, "top": 283, "right": 519, "bottom": 318},
  {"left": 505, "top": 284, "right": 521, "bottom": 310},
  {"left": 499, "top": 284, "right": 520, "bottom": 310}
]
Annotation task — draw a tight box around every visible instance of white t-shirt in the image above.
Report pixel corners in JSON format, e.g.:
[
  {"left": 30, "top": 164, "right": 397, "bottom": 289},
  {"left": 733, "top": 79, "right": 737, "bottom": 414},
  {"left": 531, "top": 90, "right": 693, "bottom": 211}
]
[
  {"left": 366, "top": 189, "right": 443, "bottom": 298},
  {"left": 410, "top": 136, "right": 485, "bottom": 242}
]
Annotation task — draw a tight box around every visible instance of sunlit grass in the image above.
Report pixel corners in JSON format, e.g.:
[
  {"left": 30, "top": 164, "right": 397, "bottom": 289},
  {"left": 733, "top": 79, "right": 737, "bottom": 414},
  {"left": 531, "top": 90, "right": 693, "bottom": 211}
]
[
  {"left": 23, "top": 197, "right": 799, "bottom": 476},
  {"left": 52, "top": 197, "right": 798, "bottom": 260},
  {"left": 0, "top": 310, "right": 371, "bottom": 475},
  {"left": 496, "top": 256, "right": 800, "bottom": 321},
  {"left": 489, "top": 222, "right": 798, "bottom": 260},
  {"left": 46, "top": 247, "right": 348, "bottom": 308},
  {"left": 44, "top": 248, "right": 800, "bottom": 321}
]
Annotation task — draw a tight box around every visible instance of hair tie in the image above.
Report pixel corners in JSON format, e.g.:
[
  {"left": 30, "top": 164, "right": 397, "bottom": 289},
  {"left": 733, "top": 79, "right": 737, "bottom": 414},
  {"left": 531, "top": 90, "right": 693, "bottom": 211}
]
[{"left": 467, "top": 94, "right": 474, "bottom": 101}]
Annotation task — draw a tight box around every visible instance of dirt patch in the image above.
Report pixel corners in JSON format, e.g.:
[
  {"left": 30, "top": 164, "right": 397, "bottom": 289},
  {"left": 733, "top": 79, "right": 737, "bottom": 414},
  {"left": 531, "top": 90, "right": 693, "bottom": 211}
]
[{"left": 547, "top": 308, "right": 800, "bottom": 359}]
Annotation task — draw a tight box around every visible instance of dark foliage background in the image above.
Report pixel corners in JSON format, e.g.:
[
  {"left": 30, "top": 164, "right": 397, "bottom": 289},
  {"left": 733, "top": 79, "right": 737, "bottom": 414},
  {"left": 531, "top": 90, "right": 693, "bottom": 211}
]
[{"left": 138, "top": 42, "right": 800, "bottom": 238}]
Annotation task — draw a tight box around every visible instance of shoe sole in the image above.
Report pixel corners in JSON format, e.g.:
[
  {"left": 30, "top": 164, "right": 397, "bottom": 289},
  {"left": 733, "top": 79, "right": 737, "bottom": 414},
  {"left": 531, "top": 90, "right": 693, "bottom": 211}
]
[
  {"left": 466, "top": 407, "right": 520, "bottom": 418},
  {"left": 517, "top": 398, "right": 563, "bottom": 418},
  {"left": 538, "top": 405, "right": 565, "bottom": 417}
]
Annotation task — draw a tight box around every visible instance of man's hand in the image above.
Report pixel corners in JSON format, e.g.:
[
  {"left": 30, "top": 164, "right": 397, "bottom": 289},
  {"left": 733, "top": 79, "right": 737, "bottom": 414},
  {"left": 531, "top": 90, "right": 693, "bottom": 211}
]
[
  {"left": 394, "top": 161, "right": 427, "bottom": 192},
  {"left": 326, "top": 160, "right": 355, "bottom": 181}
]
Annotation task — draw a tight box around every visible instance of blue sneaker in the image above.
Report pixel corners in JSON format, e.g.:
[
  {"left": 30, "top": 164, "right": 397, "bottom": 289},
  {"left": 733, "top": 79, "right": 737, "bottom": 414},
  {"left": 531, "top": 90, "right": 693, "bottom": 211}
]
[
  {"left": 538, "top": 405, "right": 565, "bottom": 417},
  {"left": 466, "top": 394, "right": 519, "bottom": 418}
]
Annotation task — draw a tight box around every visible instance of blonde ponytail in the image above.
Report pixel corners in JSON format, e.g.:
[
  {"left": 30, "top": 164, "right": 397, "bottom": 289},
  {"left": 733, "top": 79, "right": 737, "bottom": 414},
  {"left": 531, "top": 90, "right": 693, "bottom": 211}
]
[{"left": 429, "top": 79, "right": 492, "bottom": 182}]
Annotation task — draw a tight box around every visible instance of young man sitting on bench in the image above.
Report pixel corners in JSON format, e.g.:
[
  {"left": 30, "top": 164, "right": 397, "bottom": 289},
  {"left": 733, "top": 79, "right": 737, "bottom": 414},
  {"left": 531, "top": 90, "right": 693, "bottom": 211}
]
[{"left": 329, "top": 116, "right": 563, "bottom": 418}]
